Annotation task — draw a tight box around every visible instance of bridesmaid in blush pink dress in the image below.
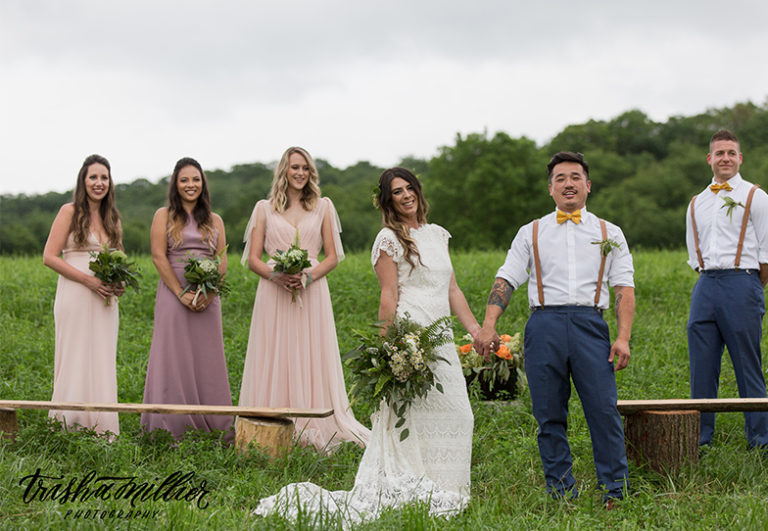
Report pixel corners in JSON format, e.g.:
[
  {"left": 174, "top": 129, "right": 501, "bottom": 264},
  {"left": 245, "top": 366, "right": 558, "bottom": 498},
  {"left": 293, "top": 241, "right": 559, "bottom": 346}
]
[
  {"left": 239, "top": 146, "right": 369, "bottom": 452},
  {"left": 43, "top": 154, "right": 125, "bottom": 436},
  {"left": 140, "top": 157, "right": 233, "bottom": 441}
]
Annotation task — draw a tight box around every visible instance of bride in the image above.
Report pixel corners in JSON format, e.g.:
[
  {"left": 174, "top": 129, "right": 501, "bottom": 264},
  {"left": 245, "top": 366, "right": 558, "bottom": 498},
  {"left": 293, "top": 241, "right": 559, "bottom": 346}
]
[{"left": 255, "top": 167, "right": 480, "bottom": 525}]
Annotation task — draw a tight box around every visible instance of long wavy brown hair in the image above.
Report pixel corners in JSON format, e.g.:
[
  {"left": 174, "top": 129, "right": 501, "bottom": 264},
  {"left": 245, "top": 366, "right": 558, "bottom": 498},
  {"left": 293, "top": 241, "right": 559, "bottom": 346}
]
[
  {"left": 375, "top": 167, "right": 428, "bottom": 270},
  {"left": 268, "top": 146, "right": 321, "bottom": 213},
  {"left": 70, "top": 154, "right": 122, "bottom": 248},
  {"left": 166, "top": 157, "right": 215, "bottom": 248}
]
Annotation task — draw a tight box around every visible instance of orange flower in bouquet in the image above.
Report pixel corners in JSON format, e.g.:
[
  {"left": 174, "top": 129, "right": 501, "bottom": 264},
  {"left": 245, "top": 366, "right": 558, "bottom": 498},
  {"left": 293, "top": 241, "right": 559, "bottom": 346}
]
[
  {"left": 456, "top": 332, "right": 525, "bottom": 400},
  {"left": 495, "top": 344, "right": 513, "bottom": 360}
]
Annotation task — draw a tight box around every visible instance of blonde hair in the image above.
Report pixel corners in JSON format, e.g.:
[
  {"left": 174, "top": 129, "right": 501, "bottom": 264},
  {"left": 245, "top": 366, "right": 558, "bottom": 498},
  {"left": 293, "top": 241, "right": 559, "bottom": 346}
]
[{"left": 268, "top": 147, "right": 321, "bottom": 212}]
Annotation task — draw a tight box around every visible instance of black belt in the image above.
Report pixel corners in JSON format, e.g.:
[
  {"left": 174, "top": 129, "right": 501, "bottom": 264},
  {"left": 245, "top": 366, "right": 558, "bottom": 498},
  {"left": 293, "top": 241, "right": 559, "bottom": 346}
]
[
  {"left": 531, "top": 305, "right": 603, "bottom": 316},
  {"left": 700, "top": 268, "right": 757, "bottom": 276}
]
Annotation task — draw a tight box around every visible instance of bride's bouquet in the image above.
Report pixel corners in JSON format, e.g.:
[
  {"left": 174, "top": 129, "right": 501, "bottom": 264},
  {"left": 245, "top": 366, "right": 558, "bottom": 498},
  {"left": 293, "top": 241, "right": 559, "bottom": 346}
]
[
  {"left": 270, "top": 229, "right": 312, "bottom": 305},
  {"left": 344, "top": 314, "right": 453, "bottom": 441},
  {"left": 88, "top": 243, "right": 142, "bottom": 306},
  {"left": 180, "top": 247, "right": 230, "bottom": 306}
]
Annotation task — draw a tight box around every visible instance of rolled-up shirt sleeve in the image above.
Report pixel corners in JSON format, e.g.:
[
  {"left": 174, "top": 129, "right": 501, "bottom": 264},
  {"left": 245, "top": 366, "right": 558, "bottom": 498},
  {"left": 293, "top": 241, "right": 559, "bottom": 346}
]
[
  {"left": 685, "top": 198, "right": 700, "bottom": 271},
  {"left": 606, "top": 223, "right": 634, "bottom": 288},
  {"left": 751, "top": 189, "right": 768, "bottom": 265},
  {"left": 495, "top": 223, "right": 532, "bottom": 289}
]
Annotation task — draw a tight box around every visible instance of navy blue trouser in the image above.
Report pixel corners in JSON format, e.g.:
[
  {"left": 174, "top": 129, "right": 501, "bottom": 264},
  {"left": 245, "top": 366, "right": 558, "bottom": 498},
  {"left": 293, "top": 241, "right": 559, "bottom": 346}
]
[
  {"left": 524, "top": 306, "right": 628, "bottom": 499},
  {"left": 687, "top": 269, "right": 768, "bottom": 447}
]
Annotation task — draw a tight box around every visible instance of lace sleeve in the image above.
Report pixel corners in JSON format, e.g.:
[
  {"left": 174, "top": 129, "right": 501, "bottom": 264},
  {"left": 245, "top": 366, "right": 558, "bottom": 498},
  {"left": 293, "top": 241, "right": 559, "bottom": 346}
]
[
  {"left": 241, "top": 200, "right": 268, "bottom": 266},
  {"left": 432, "top": 224, "right": 452, "bottom": 246},
  {"left": 370, "top": 228, "right": 404, "bottom": 267}
]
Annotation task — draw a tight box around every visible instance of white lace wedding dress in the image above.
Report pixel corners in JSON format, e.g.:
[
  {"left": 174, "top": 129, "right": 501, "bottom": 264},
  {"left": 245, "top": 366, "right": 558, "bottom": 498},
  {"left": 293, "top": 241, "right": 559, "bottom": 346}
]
[{"left": 254, "top": 224, "right": 474, "bottom": 526}]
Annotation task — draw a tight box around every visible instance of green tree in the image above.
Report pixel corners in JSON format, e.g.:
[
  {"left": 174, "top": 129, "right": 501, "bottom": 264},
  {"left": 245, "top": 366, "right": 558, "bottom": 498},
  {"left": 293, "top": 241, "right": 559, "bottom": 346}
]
[{"left": 427, "top": 132, "right": 549, "bottom": 249}]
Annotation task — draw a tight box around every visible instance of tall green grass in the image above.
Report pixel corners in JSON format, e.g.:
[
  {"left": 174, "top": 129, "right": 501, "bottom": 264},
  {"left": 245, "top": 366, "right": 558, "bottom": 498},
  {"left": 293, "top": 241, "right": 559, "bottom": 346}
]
[{"left": 1, "top": 250, "right": 768, "bottom": 529}]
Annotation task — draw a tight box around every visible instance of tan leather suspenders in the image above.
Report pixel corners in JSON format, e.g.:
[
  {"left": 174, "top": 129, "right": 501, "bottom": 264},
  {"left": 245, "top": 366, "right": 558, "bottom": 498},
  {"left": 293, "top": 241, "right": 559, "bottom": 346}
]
[
  {"left": 689, "top": 184, "right": 760, "bottom": 270},
  {"left": 736, "top": 185, "right": 760, "bottom": 267},
  {"left": 532, "top": 219, "right": 545, "bottom": 305},
  {"left": 531, "top": 218, "right": 608, "bottom": 308},
  {"left": 594, "top": 220, "right": 608, "bottom": 307}
]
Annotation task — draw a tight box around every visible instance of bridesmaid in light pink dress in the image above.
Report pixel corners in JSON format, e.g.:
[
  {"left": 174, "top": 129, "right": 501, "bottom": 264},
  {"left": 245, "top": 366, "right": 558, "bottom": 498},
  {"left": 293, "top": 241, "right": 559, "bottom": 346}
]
[
  {"left": 239, "top": 146, "right": 370, "bottom": 452},
  {"left": 42, "top": 154, "right": 124, "bottom": 436}
]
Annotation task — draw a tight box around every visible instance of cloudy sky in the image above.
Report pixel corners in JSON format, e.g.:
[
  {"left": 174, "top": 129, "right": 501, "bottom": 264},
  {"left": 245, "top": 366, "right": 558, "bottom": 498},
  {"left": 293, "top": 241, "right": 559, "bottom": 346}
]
[{"left": 2, "top": 0, "right": 767, "bottom": 195}]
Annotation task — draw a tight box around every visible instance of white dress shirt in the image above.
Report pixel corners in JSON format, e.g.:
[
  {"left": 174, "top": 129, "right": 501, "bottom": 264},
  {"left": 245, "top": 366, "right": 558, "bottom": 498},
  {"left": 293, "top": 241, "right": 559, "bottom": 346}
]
[
  {"left": 496, "top": 207, "right": 635, "bottom": 309},
  {"left": 685, "top": 173, "right": 768, "bottom": 271}
]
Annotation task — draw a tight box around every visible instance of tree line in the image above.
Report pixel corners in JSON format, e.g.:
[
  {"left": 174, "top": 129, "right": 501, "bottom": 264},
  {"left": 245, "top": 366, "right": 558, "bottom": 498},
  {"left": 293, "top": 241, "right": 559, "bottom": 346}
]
[{"left": 2, "top": 100, "right": 767, "bottom": 256}]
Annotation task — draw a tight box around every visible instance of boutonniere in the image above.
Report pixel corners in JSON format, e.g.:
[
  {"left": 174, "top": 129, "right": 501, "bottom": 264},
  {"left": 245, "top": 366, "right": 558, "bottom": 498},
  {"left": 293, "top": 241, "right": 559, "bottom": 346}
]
[
  {"left": 720, "top": 196, "right": 745, "bottom": 221},
  {"left": 591, "top": 238, "right": 621, "bottom": 257}
]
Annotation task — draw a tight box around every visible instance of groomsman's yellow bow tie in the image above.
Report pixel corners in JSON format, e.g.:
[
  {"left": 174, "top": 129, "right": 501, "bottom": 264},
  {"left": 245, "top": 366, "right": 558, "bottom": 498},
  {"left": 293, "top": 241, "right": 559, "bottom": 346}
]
[
  {"left": 556, "top": 209, "right": 581, "bottom": 224},
  {"left": 710, "top": 182, "right": 733, "bottom": 193}
]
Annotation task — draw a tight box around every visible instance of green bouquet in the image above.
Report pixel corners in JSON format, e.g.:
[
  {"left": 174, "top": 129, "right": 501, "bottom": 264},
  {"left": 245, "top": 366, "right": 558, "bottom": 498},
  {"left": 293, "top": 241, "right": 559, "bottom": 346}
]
[
  {"left": 271, "top": 229, "right": 312, "bottom": 304},
  {"left": 343, "top": 314, "right": 453, "bottom": 441},
  {"left": 180, "top": 247, "right": 230, "bottom": 306},
  {"left": 88, "top": 244, "right": 142, "bottom": 306}
]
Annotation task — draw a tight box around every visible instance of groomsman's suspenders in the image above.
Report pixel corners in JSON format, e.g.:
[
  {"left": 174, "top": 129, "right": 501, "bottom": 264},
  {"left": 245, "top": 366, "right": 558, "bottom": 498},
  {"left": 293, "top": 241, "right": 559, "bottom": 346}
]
[
  {"left": 531, "top": 217, "right": 608, "bottom": 308},
  {"left": 532, "top": 220, "right": 545, "bottom": 305},
  {"left": 689, "top": 184, "right": 760, "bottom": 270},
  {"left": 594, "top": 220, "right": 608, "bottom": 308}
]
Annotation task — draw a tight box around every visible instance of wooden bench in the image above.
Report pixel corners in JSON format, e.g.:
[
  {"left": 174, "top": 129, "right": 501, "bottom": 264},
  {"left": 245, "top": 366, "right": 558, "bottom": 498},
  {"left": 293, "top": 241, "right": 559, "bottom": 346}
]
[
  {"left": 0, "top": 400, "right": 333, "bottom": 458},
  {"left": 617, "top": 398, "right": 768, "bottom": 473}
]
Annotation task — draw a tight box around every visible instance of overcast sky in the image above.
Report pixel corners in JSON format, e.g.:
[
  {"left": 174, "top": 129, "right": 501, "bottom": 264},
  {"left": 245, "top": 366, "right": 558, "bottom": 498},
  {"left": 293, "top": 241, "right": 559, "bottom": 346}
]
[{"left": 2, "top": 0, "right": 767, "bottom": 196}]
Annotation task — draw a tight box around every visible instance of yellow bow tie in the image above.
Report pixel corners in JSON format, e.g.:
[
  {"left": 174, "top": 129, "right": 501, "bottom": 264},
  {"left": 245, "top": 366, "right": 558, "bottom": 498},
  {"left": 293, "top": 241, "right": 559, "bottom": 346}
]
[
  {"left": 556, "top": 210, "right": 581, "bottom": 224},
  {"left": 710, "top": 182, "right": 732, "bottom": 193}
]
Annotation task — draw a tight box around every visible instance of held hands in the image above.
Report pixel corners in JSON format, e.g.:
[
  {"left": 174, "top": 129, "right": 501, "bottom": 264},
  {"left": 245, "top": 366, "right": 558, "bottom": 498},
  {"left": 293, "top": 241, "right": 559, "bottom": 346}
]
[
  {"left": 473, "top": 325, "right": 500, "bottom": 361},
  {"left": 609, "top": 338, "right": 631, "bottom": 371}
]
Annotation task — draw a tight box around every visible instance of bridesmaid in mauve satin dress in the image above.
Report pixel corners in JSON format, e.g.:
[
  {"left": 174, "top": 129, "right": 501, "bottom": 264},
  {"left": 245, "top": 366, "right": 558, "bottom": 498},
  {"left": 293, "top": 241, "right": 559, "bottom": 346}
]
[{"left": 140, "top": 157, "right": 233, "bottom": 441}]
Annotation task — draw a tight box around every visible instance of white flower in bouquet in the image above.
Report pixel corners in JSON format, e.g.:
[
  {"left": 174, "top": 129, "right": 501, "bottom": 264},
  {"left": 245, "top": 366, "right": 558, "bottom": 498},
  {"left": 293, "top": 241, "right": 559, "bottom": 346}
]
[
  {"left": 287, "top": 248, "right": 305, "bottom": 261},
  {"left": 403, "top": 333, "right": 427, "bottom": 372},
  {"left": 199, "top": 259, "right": 218, "bottom": 274}
]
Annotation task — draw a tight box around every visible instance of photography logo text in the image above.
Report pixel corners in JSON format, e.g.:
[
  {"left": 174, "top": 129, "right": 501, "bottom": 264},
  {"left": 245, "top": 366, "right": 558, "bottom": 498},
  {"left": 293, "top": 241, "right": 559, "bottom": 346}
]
[{"left": 18, "top": 468, "right": 212, "bottom": 521}]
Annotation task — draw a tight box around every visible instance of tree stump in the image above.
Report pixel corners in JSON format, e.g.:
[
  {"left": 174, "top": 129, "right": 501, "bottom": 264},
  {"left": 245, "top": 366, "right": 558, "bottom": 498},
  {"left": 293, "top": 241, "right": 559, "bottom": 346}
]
[
  {"left": 623, "top": 410, "right": 699, "bottom": 473},
  {"left": 0, "top": 408, "right": 19, "bottom": 441},
  {"left": 235, "top": 416, "right": 293, "bottom": 458}
]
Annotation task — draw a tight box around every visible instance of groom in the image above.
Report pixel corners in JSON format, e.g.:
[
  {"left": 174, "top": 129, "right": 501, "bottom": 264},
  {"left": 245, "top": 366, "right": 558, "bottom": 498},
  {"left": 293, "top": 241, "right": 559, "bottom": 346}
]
[{"left": 475, "top": 151, "right": 635, "bottom": 505}]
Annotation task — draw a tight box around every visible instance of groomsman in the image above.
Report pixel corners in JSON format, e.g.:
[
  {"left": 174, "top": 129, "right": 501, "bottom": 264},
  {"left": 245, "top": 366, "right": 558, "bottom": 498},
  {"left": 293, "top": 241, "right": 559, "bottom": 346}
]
[
  {"left": 686, "top": 129, "right": 768, "bottom": 450},
  {"left": 475, "top": 151, "right": 635, "bottom": 506}
]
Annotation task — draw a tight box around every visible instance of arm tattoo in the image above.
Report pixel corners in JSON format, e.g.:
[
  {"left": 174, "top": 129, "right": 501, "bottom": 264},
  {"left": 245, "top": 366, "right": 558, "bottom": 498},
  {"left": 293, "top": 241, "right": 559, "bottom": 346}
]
[
  {"left": 488, "top": 278, "right": 514, "bottom": 311},
  {"left": 615, "top": 292, "right": 623, "bottom": 320}
]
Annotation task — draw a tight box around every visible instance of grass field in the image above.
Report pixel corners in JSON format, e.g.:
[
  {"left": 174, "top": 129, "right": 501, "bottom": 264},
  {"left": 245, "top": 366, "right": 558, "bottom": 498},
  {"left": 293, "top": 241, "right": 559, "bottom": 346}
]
[{"left": 1, "top": 249, "right": 768, "bottom": 530}]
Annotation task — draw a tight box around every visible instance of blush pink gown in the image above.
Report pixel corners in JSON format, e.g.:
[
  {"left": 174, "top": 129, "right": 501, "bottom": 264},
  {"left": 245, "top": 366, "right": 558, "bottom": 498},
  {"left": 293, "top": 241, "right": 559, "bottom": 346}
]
[
  {"left": 49, "top": 232, "right": 120, "bottom": 435},
  {"left": 239, "top": 197, "right": 370, "bottom": 452}
]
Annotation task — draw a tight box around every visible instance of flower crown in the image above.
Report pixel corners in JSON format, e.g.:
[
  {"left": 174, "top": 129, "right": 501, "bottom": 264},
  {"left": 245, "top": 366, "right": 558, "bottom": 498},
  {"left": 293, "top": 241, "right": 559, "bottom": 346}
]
[{"left": 371, "top": 184, "right": 381, "bottom": 209}]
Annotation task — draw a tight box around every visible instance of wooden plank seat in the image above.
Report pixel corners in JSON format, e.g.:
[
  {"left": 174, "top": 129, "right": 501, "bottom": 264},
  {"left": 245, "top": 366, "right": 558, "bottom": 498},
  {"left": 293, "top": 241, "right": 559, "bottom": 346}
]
[
  {"left": 0, "top": 400, "right": 333, "bottom": 458},
  {"left": 617, "top": 398, "right": 768, "bottom": 473}
]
